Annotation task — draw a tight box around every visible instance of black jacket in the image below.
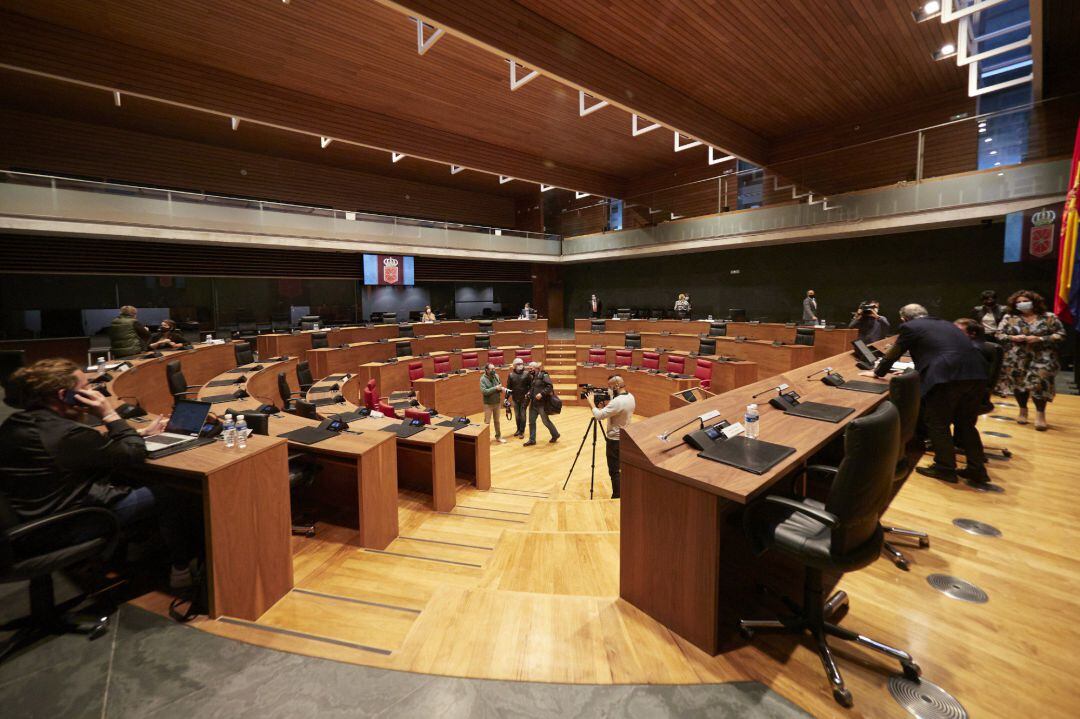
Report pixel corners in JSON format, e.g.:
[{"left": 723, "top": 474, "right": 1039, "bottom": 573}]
[
  {"left": 875, "top": 317, "right": 988, "bottom": 395},
  {"left": 505, "top": 367, "right": 532, "bottom": 402},
  {"left": 527, "top": 371, "right": 554, "bottom": 406},
  {"left": 848, "top": 315, "right": 891, "bottom": 343},
  {"left": 0, "top": 409, "right": 146, "bottom": 521}
]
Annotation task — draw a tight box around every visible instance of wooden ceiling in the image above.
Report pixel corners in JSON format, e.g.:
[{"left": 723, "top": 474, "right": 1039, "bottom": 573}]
[{"left": 0, "top": 0, "right": 981, "bottom": 218}]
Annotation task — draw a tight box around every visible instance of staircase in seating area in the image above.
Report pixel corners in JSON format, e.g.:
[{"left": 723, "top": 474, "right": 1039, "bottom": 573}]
[{"left": 546, "top": 338, "right": 584, "bottom": 407}]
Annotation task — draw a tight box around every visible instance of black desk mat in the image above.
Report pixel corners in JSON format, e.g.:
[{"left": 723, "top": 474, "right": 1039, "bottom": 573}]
[
  {"left": 206, "top": 379, "right": 244, "bottom": 387},
  {"left": 200, "top": 392, "right": 246, "bottom": 404},
  {"left": 227, "top": 365, "right": 262, "bottom": 374},
  {"left": 835, "top": 380, "right": 889, "bottom": 395},
  {"left": 785, "top": 402, "right": 855, "bottom": 423},
  {"left": 435, "top": 420, "right": 472, "bottom": 432},
  {"left": 277, "top": 426, "right": 338, "bottom": 445},
  {"left": 698, "top": 436, "right": 795, "bottom": 474},
  {"left": 147, "top": 436, "right": 217, "bottom": 460},
  {"left": 312, "top": 397, "right": 345, "bottom": 407},
  {"left": 379, "top": 423, "right": 427, "bottom": 439},
  {"left": 324, "top": 374, "right": 348, "bottom": 381},
  {"left": 331, "top": 411, "right": 369, "bottom": 423}
]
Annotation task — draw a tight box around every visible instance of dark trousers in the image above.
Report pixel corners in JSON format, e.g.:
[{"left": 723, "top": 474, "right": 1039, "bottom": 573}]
[
  {"left": 923, "top": 380, "right": 987, "bottom": 470},
  {"left": 528, "top": 404, "right": 559, "bottom": 442},
  {"left": 513, "top": 399, "right": 528, "bottom": 435},
  {"left": 606, "top": 438, "right": 621, "bottom": 499}
]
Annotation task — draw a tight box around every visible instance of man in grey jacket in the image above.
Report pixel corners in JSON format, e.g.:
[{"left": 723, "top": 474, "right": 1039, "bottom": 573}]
[{"left": 802, "top": 290, "right": 818, "bottom": 323}]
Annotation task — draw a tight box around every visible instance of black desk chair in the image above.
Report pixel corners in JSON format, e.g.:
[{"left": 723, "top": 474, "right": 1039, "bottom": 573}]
[
  {"left": 474, "top": 334, "right": 490, "bottom": 349},
  {"left": 624, "top": 332, "right": 641, "bottom": 349},
  {"left": 293, "top": 399, "right": 319, "bottom": 420},
  {"left": 728, "top": 308, "right": 747, "bottom": 322},
  {"left": 277, "top": 372, "right": 304, "bottom": 412},
  {"left": 976, "top": 340, "right": 1010, "bottom": 459},
  {"left": 590, "top": 320, "right": 606, "bottom": 333},
  {"left": 879, "top": 371, "right": 931, "bottom": 568},
  {"left": 166, "top": 360, "right": 202, "bottom": 406},
  {"left": 397, "top": 323, "right": 414, "bottom": 338},
  {"left": 299, "top": 315, "right": 321, "bottom": 331},
  {"left": 0, "top": 493, "right": 120, "bottom": 662},
  {"left": 739, "top": 402, "right": 920, "bottom": 707},
  {"left": 234, "top": 341, "right": 254, "bottom": 366},
  {"left": 698, "top": 337, "right": 717, "bottom": 356},
  {"left": 708, "top": 322, "right": 728, "bottom": 337},
  {"left": 244, "top": 414, "right": 318, "bottom": 537},
  {"left": 310, "top": 332, "right": 329, "bottom": 350},
  {"left": 795, "top": 328, "right": 816, "bottom": 346},
  {"left": 296, "top": 361, "right": 314, "bottom": 393}
]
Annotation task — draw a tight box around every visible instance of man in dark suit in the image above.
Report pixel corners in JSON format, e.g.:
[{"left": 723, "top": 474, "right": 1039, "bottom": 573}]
[{"left": 866, "top": 304, "right": 990, "bottom": 484}]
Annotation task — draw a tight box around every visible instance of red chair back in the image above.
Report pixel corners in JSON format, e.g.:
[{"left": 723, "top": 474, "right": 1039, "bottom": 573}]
[
  {"left": 378, "top": 401, "right": 399, "bottom": 419},
  {"left": 462, "top": 352, "right": 479, "bottom": 369},
  {"left": 614, "top": 349, "right": 632, "bottom": 367},
  {"left": 488, "top": 348, "right": 505, "bottom": 365},
  {"left": 666, "top": 355, "right": 685, "bottom": 374},
  {"left": 408, "top": 361, "right": 425, "bottom": 381},
  {"left": 363, "top": 379, "right": 378, "bottom": 410},
  {"left": 588, "top": 348, "right": 606, "bottom": 364},
  {"left": 515, "top": 348, "right": 533, "bottom": 362},
  {"left": 404, "top": 408, "right": 431, "bottom": 425},
  {"left": 643, "top": 352, "right": 660, "bottom": 370},
  {"left": 434, "top": 356, "right": 451, "bottom": 374},
  {"left": 694, "top": 359, "right": 712, "bottom": 389}
]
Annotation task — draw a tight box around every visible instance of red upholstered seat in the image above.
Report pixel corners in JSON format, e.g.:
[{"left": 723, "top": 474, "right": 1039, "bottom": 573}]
[
  {"left": 666, "top": 355, "right": 686, "bottom": 374},
  {"left": 588, "top": 348, "right": 606, "bottom": 364},
  {"left": 378, "top": 401, "right": 399, "bottom": 419},
  {"left": 694, "top": 359, "right": 712, "bottom": 389},
  {"left": 614, "top": 349, "right": 633, "bottom": 367},
  {"left": 642, "top": 352, "right": 660, "bottom": 370},
  {"left": 462, "top": 352, "right": 479, "bottom": 369},
  {"left": 408, "top": 361, "right": 425, "bottom": 382},
  {"left": 363, "top": 379, "right": 378, "bottom": 410},
  {"left": 515, "top": 348, "right": 533, "bottom": 362},
  {"left": 433, "top": 356, "right": 451, "bottom": 374},
  {"left": 488, "top": 348, "right": 505, "bottom": 366},
  {"left": 404, "top": 407, "right": 431, "bottom": 425}
]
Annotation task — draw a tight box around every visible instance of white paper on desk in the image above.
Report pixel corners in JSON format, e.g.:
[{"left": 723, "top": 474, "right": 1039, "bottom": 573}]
[
  {"left": 890, "top": 361, "right": 915, "bottom": 371},
  {"left": 722, "top": 422, "right": 745, "bottom": 439}
]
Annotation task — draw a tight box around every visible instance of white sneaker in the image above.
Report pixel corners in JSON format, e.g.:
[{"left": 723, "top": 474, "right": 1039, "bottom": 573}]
[{"left": 496, "top": 437, "right": 507, "bottom": 444}]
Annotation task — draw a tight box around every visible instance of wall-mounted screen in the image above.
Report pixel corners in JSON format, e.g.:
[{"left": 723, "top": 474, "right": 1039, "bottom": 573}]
[{"left": 363, "top": 254, "right": 414, "bottom": 286}]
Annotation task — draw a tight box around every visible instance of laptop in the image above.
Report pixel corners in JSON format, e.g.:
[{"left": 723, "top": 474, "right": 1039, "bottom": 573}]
[{"left": 143, "top": 400, "right": 213, "bottom": 452}]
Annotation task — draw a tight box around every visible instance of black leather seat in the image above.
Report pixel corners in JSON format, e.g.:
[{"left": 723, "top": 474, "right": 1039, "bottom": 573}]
[
  {"left": 310, "top": 332, "right": 329, "bottom": 350},
  {"left": 624, "top": 332, "right": 641, "bottom": 349},
  {"left": 380, "top": 312, "right": 397, "bottom": 325},
  {"left": 973, "top": 340, "right": 1010, "bottom": 459},
  {"left": 739, "top": 402, "right": 920, "bottom": 707},
  {"left": 474, "top": 334, "right": 490, "bottom": 349},
  {"left": 397, "top": 323, "right": 414, "bottom": 338},
  {"left": 879, "top": 371, "right": 931, "bottom": 568},
  {"left": 293, "top": 399, "right": 319, "bottom": 420},
  {"left": 395, "top": 341, "right": 413, "bottom": 358},
  {"left": 698, "top": 337, "right": 717, "bottom": 356},
  {"left": 277, "top": 372, "right": 303, "bottom": 411},
  {"left": 296, "top": 361, "right": 314, "bottom": 393},
  {"left": 478, "top": 320, "right": 494, "bottom": 334},
  {"left": 590, "top": 320, "right": 606, "bottom": 333},
  {"left": 234, "top": 341, "right": 254, "bottom": 366},
  {"left": 166, "top": 360, "right": 201, "bottom": 406},
  {"left": 299, "top": 315, "right": 320, "bottom": 331},
  {"left": 0, "top": 349, "right": 26, "bottom": 388},
  {"left": 708, "top": 322, "right": 728, "bottom": 337},
  {"left": 0, "top": 493, "right": 120, "bottom": 661},
  {"left": 795, "top": 328, "right": 816, "bottom": 346},
  {"left": 244, "top": 414, "right": 319, "bottom": 536}
]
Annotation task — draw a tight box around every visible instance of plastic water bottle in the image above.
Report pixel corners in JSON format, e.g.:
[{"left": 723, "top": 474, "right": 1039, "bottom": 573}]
[
  {"left": 235, "top": 415, "right": 248, "bottom": 450},
  {"left": 95, "top": 356, "right": 106, "bottom": 369},
  {"left": 744, "top": 404, "right": 760, "bottom": 439},
  {"left": 205, "top": 333, "right": 213, "bottom": 344},
  {"left": 223, "top": 414, "right": 236, "bottom": 448}
]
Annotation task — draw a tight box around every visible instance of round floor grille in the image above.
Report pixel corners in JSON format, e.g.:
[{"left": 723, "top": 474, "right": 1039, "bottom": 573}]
[
  {"left": 926, "top": 574, "right": 988, "bottom": 603},
  {"left": 952, "top": 518, "right": 1002, "bottom": 537},
  {"left": 989, "top": 415, "right": 1014, "bottom": 422},
  {"left": 888, "top": 676, "right": 968, "bottom": 719}
]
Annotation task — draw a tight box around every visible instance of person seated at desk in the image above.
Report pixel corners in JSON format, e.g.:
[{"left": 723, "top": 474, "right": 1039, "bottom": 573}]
[
  {"left": 0, "top": 358, "right": 200, "bottom": 588},
  {"left": 421, "top": 306, "right": 437, "bottom": 323},
  {"left": 519, "top": 303, "right": 536, "bottom": 320},
  {"left": 149, "top": 318, "right": 186, "bottom": 350},
  {"left": 865, "top": 304, "right": 990, "bottom": 485},
  {"left": 108, "top": 305, "right": 150, "bottom": 358}
]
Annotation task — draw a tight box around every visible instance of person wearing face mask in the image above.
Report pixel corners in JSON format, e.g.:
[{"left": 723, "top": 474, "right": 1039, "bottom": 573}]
[
  {"left": 585, "top": 375, "right": 635, "bottom": 499},
  {"left": 972, "top": 290, "right": 1006, "bottom": 337},
  {"left": 802, "top": 290, "right": 818, "bottom": 323},
  {"left": 0, "top": 358, "right": 199, "bottom": 587},
  {"left": 863, "top": 304, "right": 990, "bottom": 484},
  {"left": 994, "top": 290, "right": 1065, "bottom": 431},
  {"left": 504, "top": 358, "right": 531, "bottom": 439},
  {"left": 149, "top": 318, "right": 186, "bottom": 350},
  {"left": 479, "top": 363, "right": 507, "bottom": 443}
]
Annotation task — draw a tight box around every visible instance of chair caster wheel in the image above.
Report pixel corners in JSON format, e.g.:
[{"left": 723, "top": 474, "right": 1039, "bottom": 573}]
[
  {"left": 88, "top": 620, "right": 109, "bottom": 641},
  {"left": 739, "top": 625, "right": 754, "bottom": 641},
  {"left": 832, "top": 687, "right": 853, "bottom": 707},
  {"left": 918, "top": 537, "right": 930, "bottom": 548},
  {"left": 902, "top": 661, "right": 921, "bottom": 681}
]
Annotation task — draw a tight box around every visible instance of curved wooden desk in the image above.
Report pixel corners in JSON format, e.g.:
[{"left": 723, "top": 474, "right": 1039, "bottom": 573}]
[
  {"left": 357, "top": 346, "right": 546, "bottom": 397},
  {"left": 575, "top": 347, "right": 758, "bottom": 396},
  {"left": 109, "top": 342, "right": 237, "bottom": 415},
  {"left": 576, "top": 363, "right": 699, "bottom": 417}
]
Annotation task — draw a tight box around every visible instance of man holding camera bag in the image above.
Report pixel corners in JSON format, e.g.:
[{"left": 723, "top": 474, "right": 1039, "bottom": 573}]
[{"left": 585, "top": 375, "right": 635, "bottom": 499}]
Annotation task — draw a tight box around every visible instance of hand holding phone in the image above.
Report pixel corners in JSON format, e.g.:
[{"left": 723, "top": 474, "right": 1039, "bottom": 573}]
[{"left": 70, "top": 387, "right": 114, "bottom": 418}]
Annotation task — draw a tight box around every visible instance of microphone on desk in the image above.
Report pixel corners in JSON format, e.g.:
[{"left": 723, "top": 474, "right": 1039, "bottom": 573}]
[
  {"left": 751, "top": 383, "right": 789, "bottom": 399},
  {"left": 658, "top": 409, "right": 722, "bottom": 442},
  {"left": 806, "top": 367, "right": 832, "bottom": 379}
]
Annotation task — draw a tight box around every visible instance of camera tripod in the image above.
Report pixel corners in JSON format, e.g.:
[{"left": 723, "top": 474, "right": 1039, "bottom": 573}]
[{"left": 562, "top": 415, "right": 606, "bottom": 499}]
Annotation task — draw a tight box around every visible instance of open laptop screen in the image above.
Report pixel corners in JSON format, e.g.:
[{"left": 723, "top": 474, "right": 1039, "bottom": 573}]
[{"left": 166, "top": 400, "right": 212, "bottom": 437}]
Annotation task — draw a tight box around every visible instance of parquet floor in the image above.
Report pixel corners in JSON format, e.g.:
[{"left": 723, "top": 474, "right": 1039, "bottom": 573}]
[{"left": 133, "top": 396, "right": 1080, "bottom": 718}]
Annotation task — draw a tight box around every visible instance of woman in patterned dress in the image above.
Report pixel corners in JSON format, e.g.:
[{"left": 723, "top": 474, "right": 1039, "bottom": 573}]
[{"left": 994, "top": 290, "right": 1065, "bottom": 431}]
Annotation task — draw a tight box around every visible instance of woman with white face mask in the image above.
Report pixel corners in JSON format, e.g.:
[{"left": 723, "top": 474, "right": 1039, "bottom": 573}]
[{"left": 994, "top": 290, "right": 1065, "bottom": 430}]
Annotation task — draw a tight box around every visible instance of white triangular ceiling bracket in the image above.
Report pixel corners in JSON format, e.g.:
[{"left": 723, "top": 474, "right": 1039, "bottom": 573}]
[
  {"left": 674, "top": 132, "right": 702, "bottom": 152},
  {"left": 450, "top": 165, "right": 464, "bottom": 174},
  {"left": 575, "top": 191, "right": 589, "bottom": 199},
  {"left": 708, "top": 147, "right": 733, "bottom": 164},
  {"left": 508, "top": 60, "right": 539, "bottom": 91},
  {"left": 392, "top": 152, "right": 406, "bottom": 163},
  {"left": 412, "top": 17, "right": 444, "bottom": 55},
  {"left": 540, "top": 184, "right": 554, "bottom": 192},
  {"left": 499, "top": 176, "right": 513, "bottom": 184},
  {"left": 320, "top": 137, "right": 333, "bottom": 149},
  {"left": 579, "top": 90, "right": 609, "bottom": 116},
  {"left": 631, "top": 114, "right": 660, "bottom": 136}
]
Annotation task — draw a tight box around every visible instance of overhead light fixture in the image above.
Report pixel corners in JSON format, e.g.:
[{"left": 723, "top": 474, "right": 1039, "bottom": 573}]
[
  {"left": 631, "top": 114, "right": 660, "bottom": 136},
  {"left": 989, "top": 150, "right": 998, "bottom": 155},
  {"left": 392, "top": 152, "right": 406, "bottom": 162},
  {"left": 979, "top": 127, "right": 987, "bottom": 133},
  {"left": 112, "top": 90, "right": 122, "bottom": 107},
  {"left": 933, "top": 43, "right": 957, "bottom": 61},
  {"left": 912, "top": 0, "right": 941, "bottom": 22},
  {"left": 230, "top": 116, "right": 240, "bottom": 131},
  {"left": 993, "top": 161, "right": 1001, "bottom": 166},
  {"left": 499, "top": 176, "right": 513, "bottom": 184},
  {"left": 320, "top": 137, "right": 332, "bottom": 149},
  {"left": 984, "top": 137, "right": 992, "bottom": 143},
  {"left": 450, "top": 165, "right": 464, "bottom": 174},
  {"left": 540, "top": 184, "right": 554, "bottom": 192}
]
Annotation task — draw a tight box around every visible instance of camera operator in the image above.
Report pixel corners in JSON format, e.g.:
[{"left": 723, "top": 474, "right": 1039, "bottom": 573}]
[
  {"left": 585, "top": 375, "right": 635, "bottom": 499},
  {"left": 848, "top": 300, "right": 891, "bottom": 343}
]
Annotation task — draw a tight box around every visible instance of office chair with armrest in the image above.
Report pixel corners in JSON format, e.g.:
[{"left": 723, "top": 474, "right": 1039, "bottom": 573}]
[
  {"left": 487, "top": 348, "right": 505, "bottom": 366},
  {"left": 396, "top": 341, "right": 413, "bottom": 358},
  {"left": 588, "top": 348, "right": 607, "bottom": 364},
  {"left": 709, "top": 322, "right": 728, "bottom": 337},
  {"left": 245, "top": 413, "right": 318, "bottom": 536},
  {"left": 397, "top": 323, "right": 414, "bottom": 339},
  {"left": 461, "top": 352, "right": 479, "bottom": 369},
  {"left": 408, "top": 361, "right": 425, "bottom": 384},
  {"left": 878, "top": 370, "right": 931, "bottom": 568},
  {"left": 795, "top": 328, "right": 816, "bottom": 346},
  {"left": 0, "top": 349, "right": 26, "bottom": 386},
  {"left": 971, "top": 340, "right": 1010, "bottom": 459},
  {"left": 590, "top": 320, "right": 606, "bottom": 333},
  {"left": 381, "top": 312, "right": 397, "bottom": 325},
  {"left": 404, "top": 408, "right": 431, "bottom": 425},
  {"left": 310, "top": 332, "right": 329, "bottom": 350},
  {"left": 296, "top": 361, "right": 314, "bottom": 393},
  {"left": 166, "top": 361, "right": 202, "bottom": 406},
  {"left": 293, "top": 400, "right": 319, "bottom": 420},
  {"left": 515, "top": 348, "right": 533, "bottom": 363},
  {"left": 235, "top": 320, "right": 258, "bottom": 341},
  {"left": 378, "top": 400, "right": 400, "bottom": 419},
  {"left": 474, "top": 334, "right": 490, "bottom": 349},
  {"left": 234, "top": 342, "right": 254, "bottom": 366},
  {"left": 624, "top": 332, "right": 641, "bottom": 349},
  {"left": 277, "top": 372, "right": 304, "bottom": 411},
  {"left": 299, "top": 315, "right": 321, "bottom": 331},
  {"left": 433, "top": 356, "right": 451, "bottom": 374},
  {"left": 642, "top": 352, "right": 660, "bottom": 370},
  {"left": 698, "top": 338, "right": 717, "bottom": 356},
  {"left": 739, "top": 402, "right": 919, "bottom": 707},
  {"left": 0, "top": 493, "right": 120, "bottom": 662},
  {"left": 614, "top": 349, "right": 632, "bottom": 368},
  {"left": 665, "top": 355, "right": 685, "bottom": 374},
  {"left": 694, "top": 359, "right": 712, "bottom": 390}
]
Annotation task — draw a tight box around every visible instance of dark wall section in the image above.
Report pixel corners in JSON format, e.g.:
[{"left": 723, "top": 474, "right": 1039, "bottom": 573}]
[{"left": 562, "top": 224, "right": 1057, "bottom": 325}]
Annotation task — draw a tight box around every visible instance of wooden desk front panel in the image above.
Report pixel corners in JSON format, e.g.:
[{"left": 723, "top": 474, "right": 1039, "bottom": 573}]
[
  {"left": 726, "top": 322, "right": 792, "bottom": 343},
  {"left": 493, "top": 318, "right": 548, "bottom": 333},
  {"left": 0, "top": 336, "right": 90, "bottom": 365},
  {"left": 331, "top": 325, "right": 398, "bottom": 344},
  {"left": 414, "top": 371, "right": 485, "bottom": 416},
  {"left": 812, "top": 328, "right": 860, "bottom": 361},
  {"left": 576, "top": 365, "right": 697, "bottom": 417},
  {"left": 411, "top": 320, "right": 479, "bottom": 336},
  {"left": 179, "top": 342, "right": 236, "bottom": 386},
  {"left": 714, "top": 338, "right": 814, "bottom": 376},
  {"left": 306, "top": 342, "right": 396, "bottom": 379},
  {"left": 452, "top": 423, "right": 490, "bottom": 491},
  {"left": 413, "top": 334, "right": 473, "bottom": 355},
  {"left": 256, "top": 333, "right": 311, "bottom": 360},
  {"left": 490, "top": 330, "right": 547, "bottom": 348},
  {"left": 394, "top": 429, "right": 457, "bottom": 512},
  {"left": 244, "top": 358, "right": 299, "bottom": 407}
]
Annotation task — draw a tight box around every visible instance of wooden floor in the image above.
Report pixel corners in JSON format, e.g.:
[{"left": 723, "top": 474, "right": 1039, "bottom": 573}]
[{"left": 133, "top": 396, "right": 1080, "bottom": 718}]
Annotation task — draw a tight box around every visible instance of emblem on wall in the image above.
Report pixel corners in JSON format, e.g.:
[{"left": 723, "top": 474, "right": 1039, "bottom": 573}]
[
  {"left": 382, "top": 256, "right": 400, "bottom": 284},
  {"left": 1028, "top": 208, "right": 1056, "bottom": 258}
]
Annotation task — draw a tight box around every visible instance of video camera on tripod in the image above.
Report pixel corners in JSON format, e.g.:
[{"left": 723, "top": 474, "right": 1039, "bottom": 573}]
[{"left": 578, "top": 383, "right": 611, "bottom": 406}]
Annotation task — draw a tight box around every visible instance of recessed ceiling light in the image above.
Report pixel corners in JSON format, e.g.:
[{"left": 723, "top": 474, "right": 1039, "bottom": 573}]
[
  {"left": 913, "top": 0, "right": 941, "bottom": 22},
  {"left": 997, "top": 172, "right": 1004, "bottom": 176},
  {"left": 994, "top": 161, "right": 1001, "bottom": 166},
  {"left": 984, "top": 137, "right": 993, "bottom": 143},
  {"left": 990, "top": 150, "right": 998, "bottom": 155},
  {"left": 979, "top": 127, "right": 987, "bottom": 133},
  {"left": 932, "top": 43, "right": 957, "bottom": 61},
  {"left": 925, "top": 1, "right": 941, "bottom": 13}
]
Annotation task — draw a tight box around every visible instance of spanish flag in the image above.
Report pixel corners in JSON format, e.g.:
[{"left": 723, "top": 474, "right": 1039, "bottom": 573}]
[{"left": 1054, "top": 119, "right": 1080, "bottom": 330}]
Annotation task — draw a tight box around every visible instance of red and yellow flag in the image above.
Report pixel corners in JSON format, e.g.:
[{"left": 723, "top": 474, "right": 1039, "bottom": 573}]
[{"left": 1054, "top": 119, "right": 1080, "bottom": 330}]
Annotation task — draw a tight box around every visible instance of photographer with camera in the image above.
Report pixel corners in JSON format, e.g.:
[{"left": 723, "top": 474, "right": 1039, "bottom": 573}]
[
  {"left": 584, "top": 375, "right": 635, "bottom": 499},
  {"left": 848, "top": 299, "right": 891, "bottom": 343}
]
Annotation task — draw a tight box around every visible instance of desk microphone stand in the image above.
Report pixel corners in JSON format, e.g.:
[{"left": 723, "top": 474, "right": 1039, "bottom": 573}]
[{"left": 562, "top": 415, "right": 606, "bottom": 500}]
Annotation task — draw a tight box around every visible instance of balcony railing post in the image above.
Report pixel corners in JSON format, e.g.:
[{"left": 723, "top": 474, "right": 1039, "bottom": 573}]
[{"left": 915, "top": 130, "right": 925, "bottom": 182}]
